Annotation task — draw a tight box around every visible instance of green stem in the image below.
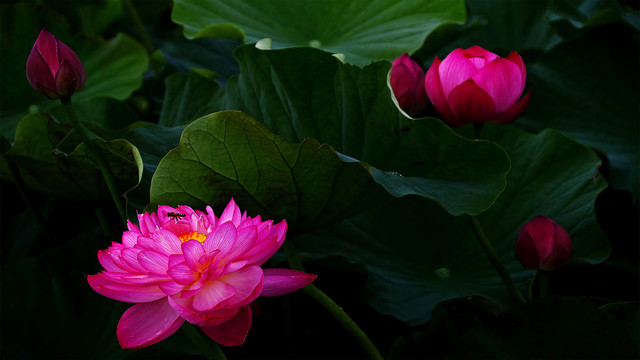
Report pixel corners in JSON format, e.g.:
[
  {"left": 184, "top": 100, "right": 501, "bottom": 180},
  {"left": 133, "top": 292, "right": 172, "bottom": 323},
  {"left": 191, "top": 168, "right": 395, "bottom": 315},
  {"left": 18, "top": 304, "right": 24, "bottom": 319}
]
[
  {"left": 473, "top": 122, "right": 484, "bottom": 140},
  {"left": 181, "top": 323, "right": 227, "bottom": 360},
  {"left": 468, "top": 215, "right": 527, "bottom": 305},
  {"left": 283, "top": 241, "right": 384, "bottom": 360},
  {"left": 538, "top": 270, "right": 549, "bottom": 298},
  {"left": 60, "top": 96, "right": 127, "bottom": 225}
]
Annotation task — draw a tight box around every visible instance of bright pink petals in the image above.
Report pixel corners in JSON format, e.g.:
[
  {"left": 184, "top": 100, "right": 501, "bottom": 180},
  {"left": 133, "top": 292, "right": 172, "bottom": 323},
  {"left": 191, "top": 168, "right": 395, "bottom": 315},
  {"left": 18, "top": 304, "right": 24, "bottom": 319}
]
[
  {"left": 261, "top": 268, "right": 317, "bottom": 297},
  {"left": 116, "top": 299, "right": 184, "bottom": 349},
  {"left": 515, "top": 215, "right": 573, "bottom": 272},
  {"left": 88, "top": 198, "right": 316, "bottom": 349},
  {"left": 390, "top": 53, "right": 428, "bottom": 117},
  {"left": 424, "top": 46, "right": 529, "bottom": 126},
  {"left": 26, "top": 28, "right": 86, "bottom": 99},
  {"left": 201, "top": 305, "right": 253, "bottom": 346}
]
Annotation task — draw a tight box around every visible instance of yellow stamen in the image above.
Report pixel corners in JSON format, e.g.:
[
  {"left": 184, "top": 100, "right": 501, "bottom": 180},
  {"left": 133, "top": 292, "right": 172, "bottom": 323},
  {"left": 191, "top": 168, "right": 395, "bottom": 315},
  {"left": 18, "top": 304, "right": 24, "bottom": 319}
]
[{"left": 178, "top": 231, "right": 207, "bottom": 243}]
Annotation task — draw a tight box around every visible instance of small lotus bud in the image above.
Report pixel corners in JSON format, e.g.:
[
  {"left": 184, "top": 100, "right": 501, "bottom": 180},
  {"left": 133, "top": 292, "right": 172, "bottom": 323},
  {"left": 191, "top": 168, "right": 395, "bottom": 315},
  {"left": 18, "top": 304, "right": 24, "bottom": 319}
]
[{"left": 26, "top": 28, "right": 86, "bottom": 100}]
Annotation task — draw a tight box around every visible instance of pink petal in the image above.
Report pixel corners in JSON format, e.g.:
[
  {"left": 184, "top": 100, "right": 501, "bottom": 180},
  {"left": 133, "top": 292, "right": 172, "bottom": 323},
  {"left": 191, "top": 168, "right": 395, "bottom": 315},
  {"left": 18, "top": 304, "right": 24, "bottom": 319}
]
[
  {"left": 34, "top": 29, "right": 60, "bottom": 75},
  {"left": 167, "top": 262, "right": 198, "bottom": 285},
  {"left": 192, "top": 280, "right": 236, "bottom": 311},
  {"left": 137, "top": 229, "right": 182, "bottom": 255},
  {"left": 121, "top": 248, "right": 147, "bottom": 273},
  {"left": 138, "top": 250, "right": 170, "bottom": 275},
  {"left": 116, "top": 298, "right": 184, "bottom": 349},
  {"left": 26, "top": 45, "right": 55, "bottom": 94},
  {"left": 122, "top": 231, "right": 138, "bottom": 247},
  {"left": 540, "top": 244, "right": 572, "bottom": 272},
  {"left": 168, "top": 295, "right": 238, "bottom": 327},
  {"left": 515, "top": 230, "right": 540, "bottom": 269},
  {"left": 219, "top": 198, "right": 242, "bottom": 227},
  {"left": 182, "top": 240, "right": 206, "bottom": 271},
  {"left": 465, "top": 46, "right": 498, "bottom": 61},
  {"left": 224, "top": 225, "right": 257, "bottom": 261},
  {"left": 446, "top": 79, "right": 496, "bottom": 126},
  {"left": 54, "top": 59, "right": 83, "bottom": 96},
  {"left": 56, "top": 40, "right": 86, "bottom": 87},
  {"left": 219, "top": 266, "right": 264, "bottom": 306},
  {"left": 491, "top": 92, "right": 531, "bottom": 124},
  {"left": 203, "top": 221, "right": 237, "bottom": 255},
  {"left": 87, "top": 273, "right": 166, "bottom": 303},
  {"left": 425, "top": 56, "right": 456, "bottom": 123},
  {"left": 97, "top": 249, "right": 121, "bottom": 272},
  {"left": 471, "top": 57, "right": 523, "bottom": 113},
  {"left": 201, "top": 305, "right": 252, "bottom": 346},
  {"left": 438, "top": 48, "right": 479, "bottom": 98},
  {"left": 260, "top": 268, "right": 317, "bottom": 297},
  {"left": 506, "top": 51, "right": 527, "bottom": 96}
]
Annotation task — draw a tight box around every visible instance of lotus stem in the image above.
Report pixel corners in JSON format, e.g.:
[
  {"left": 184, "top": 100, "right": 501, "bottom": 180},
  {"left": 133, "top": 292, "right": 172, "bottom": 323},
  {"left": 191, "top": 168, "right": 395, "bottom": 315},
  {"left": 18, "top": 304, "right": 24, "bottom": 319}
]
[
  {"left": 283, "top": 241, "right": 384, "bottom": 360},
  {"left": 468, "top": 215, "right": 527, "bottom": 305},
  {"left": 60, "top": 96, "right": 127, "bottom": 225}
]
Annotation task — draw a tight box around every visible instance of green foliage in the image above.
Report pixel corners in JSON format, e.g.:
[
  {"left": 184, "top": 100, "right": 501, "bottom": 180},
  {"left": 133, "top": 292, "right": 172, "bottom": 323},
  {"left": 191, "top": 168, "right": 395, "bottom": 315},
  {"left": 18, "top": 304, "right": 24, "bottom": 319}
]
[
  {"left": 0, "top": 0, "right": 637, "bottom": 358},
  {"left": 171, "top": 0, "right": 467, "bottom": 65}
]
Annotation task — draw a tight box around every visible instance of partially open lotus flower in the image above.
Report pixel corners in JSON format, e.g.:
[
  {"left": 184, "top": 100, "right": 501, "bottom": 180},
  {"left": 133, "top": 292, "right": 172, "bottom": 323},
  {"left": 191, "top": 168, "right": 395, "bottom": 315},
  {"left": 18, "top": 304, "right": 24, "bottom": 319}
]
[
  {"left": 425, "top": 46, "right": 531, "bottom": 126},
  {"left": 88, "top": 199, "right": 316, "bottom": 349},
  {"left": 26, "top": 28, "right": 86, "bottom": 99}
]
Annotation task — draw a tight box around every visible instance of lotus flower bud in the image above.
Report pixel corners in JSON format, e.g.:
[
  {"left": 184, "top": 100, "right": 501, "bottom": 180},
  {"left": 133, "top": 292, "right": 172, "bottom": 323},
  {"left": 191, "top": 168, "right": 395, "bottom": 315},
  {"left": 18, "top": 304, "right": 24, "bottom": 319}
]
[
  {"left": 515, "top": 216, "right": 573, "bottom": 272},
  {"left": 26, "top": 28, "right": 86, "bottom": 100},
  {"left": 425, "top": 46, "right": 531, "bottom": 126},
  {"left": 390, "top": 53, "right": 428, "bottom": 117}
]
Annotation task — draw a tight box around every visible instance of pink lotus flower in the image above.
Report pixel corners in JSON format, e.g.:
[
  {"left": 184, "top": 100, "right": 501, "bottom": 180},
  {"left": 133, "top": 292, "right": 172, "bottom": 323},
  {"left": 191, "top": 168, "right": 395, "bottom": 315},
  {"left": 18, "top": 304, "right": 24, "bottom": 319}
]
[
  {"left": 88, "top": 199, "right": 316, "bottom": 349},
  {"left": 26, "top": 28, "right": 86, "bottom": 99},
  {"left": 515, "top": 215, "right": 573, "bottom": 272},
  {"left": 425, "top": 46, "right": 531, "bottom": 126},
  {"left": 390, "top": 53, "right": 428, "bottom": 117}
]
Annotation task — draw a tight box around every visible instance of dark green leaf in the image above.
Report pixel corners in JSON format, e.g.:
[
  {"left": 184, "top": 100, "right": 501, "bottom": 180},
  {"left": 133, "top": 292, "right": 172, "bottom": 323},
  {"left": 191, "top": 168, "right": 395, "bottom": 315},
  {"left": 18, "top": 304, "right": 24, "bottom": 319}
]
[
  {"left": 148, "top": 111, "right": 384, "bottom": 232},
  {"left": 171, "top": 0, "right": 467, "bottom": 65},
  {"left": 159, "top": 70, "right": 225, "bottom": 127},
  {"left": 296, "top": 125, "right": 609, "bottom": 324}
]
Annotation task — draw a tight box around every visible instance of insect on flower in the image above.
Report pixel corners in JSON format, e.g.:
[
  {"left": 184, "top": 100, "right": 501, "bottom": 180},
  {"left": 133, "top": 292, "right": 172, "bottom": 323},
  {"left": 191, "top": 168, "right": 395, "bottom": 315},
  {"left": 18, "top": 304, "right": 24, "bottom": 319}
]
[{"left": 166, "top": 212, "right": 186, "bottom": 222}]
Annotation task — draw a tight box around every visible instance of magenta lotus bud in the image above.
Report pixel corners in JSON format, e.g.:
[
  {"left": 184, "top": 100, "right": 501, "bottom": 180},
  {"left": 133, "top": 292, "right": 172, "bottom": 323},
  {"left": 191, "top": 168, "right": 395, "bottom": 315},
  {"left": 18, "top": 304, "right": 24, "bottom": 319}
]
[
  {"left": 26, "top": 28, "right": 87, "bottom": 100},
  {"left": 390, "top": 53, "right": 428, "bottom": 117},
  {"left": 425, "top": 46, "right": 531, "bottom": 127},
  {"left": 515, "top": 215, "right": 573, "bottom": 272}
]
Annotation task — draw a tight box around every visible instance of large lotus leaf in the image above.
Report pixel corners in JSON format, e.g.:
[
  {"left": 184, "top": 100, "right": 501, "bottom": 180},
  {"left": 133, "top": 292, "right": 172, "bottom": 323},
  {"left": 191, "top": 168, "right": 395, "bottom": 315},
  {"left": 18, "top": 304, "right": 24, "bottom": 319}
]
[
  {"left": 295, "top": 124, "right": 609, "bottom": 325},
  {"left": 171, "top": 0, "right": 467, "bottom": 66},
  {"left": 220, "top": 45, "right": 510, "bottom": 215},
  {"left": 3, "top": 113, "right": 143, "bottom": 203},
  {"left": 0, "top": 1, "right": 148, "bottom": 138},
  {"left": 516, "top": 24, "right": 638, "bottom": 192},
  {"left": 148, "top": 111, "right": 385, "bottom": 233}
]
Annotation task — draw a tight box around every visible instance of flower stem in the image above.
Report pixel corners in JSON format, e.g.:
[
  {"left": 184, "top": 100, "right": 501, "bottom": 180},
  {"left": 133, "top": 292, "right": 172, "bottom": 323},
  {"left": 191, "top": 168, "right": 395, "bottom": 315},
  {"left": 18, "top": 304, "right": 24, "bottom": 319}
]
[
  {"left": 468, "top": 215, "right": 527, "bottom": 305},
  {"left": 538, "top": 270, "right": 549, "bottom": 298},
  {"left": 59, "top": 96, "right": 127, "bottom": 225},
  {"left": 283, "top": 241, "right": 384, "bottom": 360},
  {"left": 181, "top": 323, "right": 227, "bottom": 360}
]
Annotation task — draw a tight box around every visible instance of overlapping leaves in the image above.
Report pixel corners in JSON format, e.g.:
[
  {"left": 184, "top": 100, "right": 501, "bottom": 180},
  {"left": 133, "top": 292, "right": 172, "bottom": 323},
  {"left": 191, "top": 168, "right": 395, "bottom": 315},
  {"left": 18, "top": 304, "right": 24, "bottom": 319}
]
[{"left": 295, "top": 124, "right": 609, "bottom": 324}]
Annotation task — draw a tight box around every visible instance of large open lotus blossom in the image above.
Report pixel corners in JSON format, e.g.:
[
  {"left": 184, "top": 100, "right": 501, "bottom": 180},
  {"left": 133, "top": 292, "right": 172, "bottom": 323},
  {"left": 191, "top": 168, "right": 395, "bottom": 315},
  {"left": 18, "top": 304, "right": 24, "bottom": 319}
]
[
  {"left": 425, "top": 46, "right": 531, "bottom": 126},
  {"left": 88, "top": 199, "right": 316, "bottom": 349}
]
